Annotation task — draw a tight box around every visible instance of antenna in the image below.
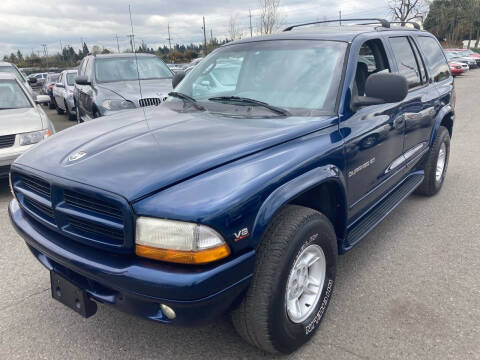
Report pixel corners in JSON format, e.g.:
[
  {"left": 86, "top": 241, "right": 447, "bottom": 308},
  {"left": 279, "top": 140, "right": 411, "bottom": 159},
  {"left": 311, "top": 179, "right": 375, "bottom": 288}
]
[{"left": 128, "top": 4, "right": 143, "bottom": 101}]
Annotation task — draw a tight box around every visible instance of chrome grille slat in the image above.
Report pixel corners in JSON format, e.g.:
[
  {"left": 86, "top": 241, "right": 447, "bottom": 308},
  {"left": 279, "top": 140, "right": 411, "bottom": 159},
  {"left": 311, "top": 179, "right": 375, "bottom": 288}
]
[{"left": 139, "top": 97, "right": 161, "bottom": 107}]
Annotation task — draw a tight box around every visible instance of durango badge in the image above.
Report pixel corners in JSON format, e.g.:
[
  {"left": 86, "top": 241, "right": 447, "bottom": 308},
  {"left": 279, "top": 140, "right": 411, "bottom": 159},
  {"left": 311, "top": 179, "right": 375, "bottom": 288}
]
[{"left": 68, "top": 151, "right": 87, "bottom": 162}]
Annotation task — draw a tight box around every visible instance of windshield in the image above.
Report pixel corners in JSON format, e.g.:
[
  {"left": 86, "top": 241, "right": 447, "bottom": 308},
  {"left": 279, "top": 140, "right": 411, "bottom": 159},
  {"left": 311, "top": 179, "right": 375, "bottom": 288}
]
[
  {"left": 66, "top": 72, "right": 77, "bottom": 86},
  {"left": 0, "top": 65, "right": 25, "bottom": 83},
  {"left": 95, "top": 56, "right": 173, "bottom": 83},
  {"left": 0, "top": 80, "right": 31, "bottom": 109},
  {"left": 176, "top": 40, "right": 346, "bottom": 112},
  {"left": 47, "top": 74, "right": 59, "bottom": 82}
]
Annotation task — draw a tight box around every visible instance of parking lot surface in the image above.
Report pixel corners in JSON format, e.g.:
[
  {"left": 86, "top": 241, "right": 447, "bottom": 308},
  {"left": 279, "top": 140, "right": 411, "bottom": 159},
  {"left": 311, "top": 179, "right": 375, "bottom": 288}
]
[{"left": 1, "top": 72, "right": 479, "bottom": 360}]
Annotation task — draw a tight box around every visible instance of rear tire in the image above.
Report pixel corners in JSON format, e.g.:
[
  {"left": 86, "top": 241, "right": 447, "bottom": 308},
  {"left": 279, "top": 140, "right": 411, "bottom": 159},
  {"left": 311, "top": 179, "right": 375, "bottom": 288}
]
[
  {"left": 65, "top": 101, "right": 75, "bottom": 121},
  {"left": 231, "top": 205, "right": 337, "bottom": 354},
  {"left": 415, "top": 126, "right": 450, "bottom": 196},
  {"left": 56, "top": 99, "right": 64, "bottom": 114}
]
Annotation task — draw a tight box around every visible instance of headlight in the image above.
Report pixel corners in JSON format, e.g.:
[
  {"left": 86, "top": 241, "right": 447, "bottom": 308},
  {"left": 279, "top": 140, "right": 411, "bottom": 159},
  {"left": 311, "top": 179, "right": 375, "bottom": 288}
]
[
  {"left": 19, "top": 129, "right": 52, "bottom": 146},
  {"left": 135, "top": 217, "right": 230, "bottom": 264},
  {"left": 102, "top": 99, "right": 136, "bottom": 111}
]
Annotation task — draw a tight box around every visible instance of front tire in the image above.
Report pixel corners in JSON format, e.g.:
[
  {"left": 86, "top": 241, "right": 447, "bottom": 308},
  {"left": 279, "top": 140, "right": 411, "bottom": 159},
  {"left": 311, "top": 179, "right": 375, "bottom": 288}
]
[
  {"left": 415, "top": 126, "right": 450, "bottom": 196},
  {"left": 232, "top": 205, "right": 337, "bottom": 354}
]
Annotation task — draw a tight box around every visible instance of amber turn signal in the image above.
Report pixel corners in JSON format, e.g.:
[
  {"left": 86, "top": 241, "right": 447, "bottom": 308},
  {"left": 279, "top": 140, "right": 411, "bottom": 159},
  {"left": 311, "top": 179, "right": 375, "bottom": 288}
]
[{"left": 136, "top": 243, "right": 231, "bottom": 265}]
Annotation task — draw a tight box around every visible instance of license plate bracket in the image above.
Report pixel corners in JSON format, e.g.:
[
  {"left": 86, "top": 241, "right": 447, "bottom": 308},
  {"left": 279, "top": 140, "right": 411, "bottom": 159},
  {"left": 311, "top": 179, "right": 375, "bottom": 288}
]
[{"left": 50, "top": 271, "right": 97, "bottom": 318}]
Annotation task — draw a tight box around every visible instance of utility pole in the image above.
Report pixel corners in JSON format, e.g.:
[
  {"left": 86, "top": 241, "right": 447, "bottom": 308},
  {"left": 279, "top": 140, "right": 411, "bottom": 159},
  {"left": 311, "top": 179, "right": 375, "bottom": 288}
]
[
  {"left": 167, "top": 23, "right": 172, "bottom": 51},
  {"left": 127, "top": 34, "right": 135, "bottom": 52},
  {"left": 339, "top": 10, "right": 342, "bottom": 26},
  {"left": 41, "top": 44, "right": 49, "bottom": 69},
  {"left": 249, "top": 9, "right": 253, "bottom": 37},
  {"left": 202, "top": 16, "right": 208, "bottom": 55},
  {"left": 115, "top": 34, "right": 120, "bottom": 53}
]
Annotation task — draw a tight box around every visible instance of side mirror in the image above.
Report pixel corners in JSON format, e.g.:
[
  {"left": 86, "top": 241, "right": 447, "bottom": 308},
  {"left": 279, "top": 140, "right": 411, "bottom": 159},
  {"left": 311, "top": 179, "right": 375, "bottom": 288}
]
[
  {"left": 352, "top": 73, "right": 408, "bottom": 109},
  {"left": 28, "top": 77, "right": 37, "bottom": 84},
  {"left": 75, "top": 76, "right": 91, "bottom": 86},
  {"left": 55, "top": 82, "right": 64, "bottom": 88},
  {"left": 172, "top": 71, "right": 186, "bottom": 89},
  {"left": 35, "top": 95, "right": 50, "bottom": 104}
]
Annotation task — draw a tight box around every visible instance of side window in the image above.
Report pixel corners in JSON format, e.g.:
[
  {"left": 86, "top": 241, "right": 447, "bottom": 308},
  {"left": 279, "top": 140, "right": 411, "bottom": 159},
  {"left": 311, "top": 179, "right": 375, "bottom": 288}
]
[
  {"left": 354, "top": 39, "right": 390, "bottom": 97},
  {"left": 389, "top": 37, "right": 422, "bottom": 89},
  {"left": 57, "top": 73, "right": 62, "bottom": 83},
  {"left": 416, "top": 36, "right": 450, "bottom": 82},
  {"left": 409, "top": 38, "right": 428, "bottom": 84}
]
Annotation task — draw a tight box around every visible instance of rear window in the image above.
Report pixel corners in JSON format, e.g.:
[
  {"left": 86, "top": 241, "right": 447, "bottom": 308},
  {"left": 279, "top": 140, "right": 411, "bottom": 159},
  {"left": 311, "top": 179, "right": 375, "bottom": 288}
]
[{"left": 416, "top": 37, "right": 450, "bottom": 82}]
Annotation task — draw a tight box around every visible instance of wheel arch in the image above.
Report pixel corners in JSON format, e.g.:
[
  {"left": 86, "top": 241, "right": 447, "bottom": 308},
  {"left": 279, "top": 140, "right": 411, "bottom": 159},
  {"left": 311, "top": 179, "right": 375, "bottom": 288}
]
[
  {"left": 251, "top": 165, "right": 347, "bottom": 253},
  {"left": 431, "top": 105, "right": 454, "bottom": 146}
]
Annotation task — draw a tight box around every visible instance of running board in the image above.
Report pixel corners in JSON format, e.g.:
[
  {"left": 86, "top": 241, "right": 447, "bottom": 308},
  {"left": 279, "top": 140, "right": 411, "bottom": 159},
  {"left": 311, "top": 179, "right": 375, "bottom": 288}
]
[{"left": 344, "top": 173, "right": 424, "bottom": 250}]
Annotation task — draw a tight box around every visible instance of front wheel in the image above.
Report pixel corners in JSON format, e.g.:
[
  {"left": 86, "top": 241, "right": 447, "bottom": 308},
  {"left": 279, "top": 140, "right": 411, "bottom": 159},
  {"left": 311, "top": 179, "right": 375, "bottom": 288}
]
[
  {"left": 415, "top": 125, "right": 450, "bottom": 196},
  {"left": 231, "top": 205, "right": 337, "bottom": 354}
]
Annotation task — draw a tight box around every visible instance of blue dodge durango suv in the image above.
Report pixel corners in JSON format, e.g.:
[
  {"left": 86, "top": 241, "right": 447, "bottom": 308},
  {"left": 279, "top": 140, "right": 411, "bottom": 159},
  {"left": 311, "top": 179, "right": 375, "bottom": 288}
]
[{"left": 9, "top": 19, "right": 454, "bottom": 354}]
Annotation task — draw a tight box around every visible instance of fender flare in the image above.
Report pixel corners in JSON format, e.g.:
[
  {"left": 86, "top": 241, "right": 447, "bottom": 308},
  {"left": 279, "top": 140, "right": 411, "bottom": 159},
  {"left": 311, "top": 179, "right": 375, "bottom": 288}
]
[
  {"left": 430, "top": 104, "right": 454, "bottom": 146},
  {"left": 251, "top": 165, "right": 347, "bottom": 247}
]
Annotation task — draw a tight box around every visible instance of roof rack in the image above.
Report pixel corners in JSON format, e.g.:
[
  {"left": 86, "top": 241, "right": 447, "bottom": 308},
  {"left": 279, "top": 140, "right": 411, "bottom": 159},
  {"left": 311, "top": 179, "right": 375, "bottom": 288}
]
[
  {"left": 283, "top": 18, "right": 390, "bottom": 32},
  {"left": 389, "top": 21, "right": 421, "bottom": 30}
]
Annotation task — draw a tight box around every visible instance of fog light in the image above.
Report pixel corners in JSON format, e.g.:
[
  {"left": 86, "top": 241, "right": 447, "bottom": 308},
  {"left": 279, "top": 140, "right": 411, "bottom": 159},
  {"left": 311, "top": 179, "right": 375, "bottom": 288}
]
[{"left": 160, "top": 304, "right": 176, "bottom": 320}]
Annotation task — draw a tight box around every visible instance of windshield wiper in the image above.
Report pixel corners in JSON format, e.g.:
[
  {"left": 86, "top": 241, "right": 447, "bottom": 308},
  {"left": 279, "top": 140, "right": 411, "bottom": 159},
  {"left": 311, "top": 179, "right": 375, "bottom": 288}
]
[
  {"left": 208, "top": 96, "right": 290, "bottom": 116},
  {"left": 168, "top": 91, "right": 205, "bottom": 110}
]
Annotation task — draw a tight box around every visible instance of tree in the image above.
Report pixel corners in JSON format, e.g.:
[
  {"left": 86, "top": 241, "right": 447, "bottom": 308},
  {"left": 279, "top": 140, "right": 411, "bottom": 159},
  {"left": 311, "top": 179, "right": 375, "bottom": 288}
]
[
  {"left": 424, "top": 0, "right": 480, "bottom": 46},
  {"left": 388, "top": 0, "right": 430, "bottom": 26},
  {"left": 258, "top": 0, "right": 281, "bottom": 34},
  {"left": 82, "top": 42, "right": 89, "bottom": 57}
]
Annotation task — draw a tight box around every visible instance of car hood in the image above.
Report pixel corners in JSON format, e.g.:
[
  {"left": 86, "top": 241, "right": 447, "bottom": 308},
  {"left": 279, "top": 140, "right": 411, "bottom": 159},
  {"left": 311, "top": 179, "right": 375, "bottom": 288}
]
[
  {"left": 0, "top": 107, "right": 43, "bottom": 136},
  {"left": 97, "top": 78, "right": 172, "bottom": 103},
  {"left": 14, "top": 104, "right": 332, "bottom": 201}
]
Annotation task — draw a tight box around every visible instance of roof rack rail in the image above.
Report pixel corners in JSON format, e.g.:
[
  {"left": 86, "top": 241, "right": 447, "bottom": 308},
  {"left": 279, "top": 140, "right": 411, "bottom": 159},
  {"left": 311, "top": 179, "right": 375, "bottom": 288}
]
[
  {"left": 283, "top": 18, "right": 390, "bottom": 32},
  {"left": 389, "top": 21, "right": 421, "bottom": 30}
]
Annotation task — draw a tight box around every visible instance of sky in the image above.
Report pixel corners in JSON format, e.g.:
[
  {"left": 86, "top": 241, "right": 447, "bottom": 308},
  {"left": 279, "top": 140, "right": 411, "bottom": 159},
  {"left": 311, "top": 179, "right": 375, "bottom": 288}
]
[{"left": 0, "top": 0, "right": 391, "bottom": 57}]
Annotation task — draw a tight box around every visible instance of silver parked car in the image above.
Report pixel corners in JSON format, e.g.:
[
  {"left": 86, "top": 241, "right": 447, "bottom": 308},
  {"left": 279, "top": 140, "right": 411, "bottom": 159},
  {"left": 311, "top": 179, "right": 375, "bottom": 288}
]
[
  {"left": 74, "top": 53, "right": 173, "bottom": 121},
  {"left": 0, "top": 61, "right": 34, "bottom": 94},
  {"left": 0, "top": 73, "right": 55, "bottom": 177},
  {"left": 52, "top": 70, "right": 77, "bottom": 120}
]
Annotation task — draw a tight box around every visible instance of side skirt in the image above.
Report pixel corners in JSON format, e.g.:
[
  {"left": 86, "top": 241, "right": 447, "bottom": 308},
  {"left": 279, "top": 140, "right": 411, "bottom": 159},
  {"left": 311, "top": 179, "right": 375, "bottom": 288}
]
[{"left": 342, "top": 171, "right": 424, "bottom": 252}]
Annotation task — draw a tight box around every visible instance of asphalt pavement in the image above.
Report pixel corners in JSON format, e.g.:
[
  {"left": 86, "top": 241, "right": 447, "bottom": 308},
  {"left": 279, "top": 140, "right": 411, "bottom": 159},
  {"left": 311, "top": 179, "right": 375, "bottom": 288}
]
[{"left": 0, "top": 72, "right": 479, "bottom": 359}]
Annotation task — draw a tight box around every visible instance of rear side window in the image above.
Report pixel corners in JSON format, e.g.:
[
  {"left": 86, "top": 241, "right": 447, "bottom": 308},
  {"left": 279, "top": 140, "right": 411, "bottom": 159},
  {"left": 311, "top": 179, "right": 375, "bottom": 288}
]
[
  {"left": 416, "top": 36, "right": 450, "bottom": 82},
  {"left": 389, "top": 37, "right": 422, "bottom": 89}
]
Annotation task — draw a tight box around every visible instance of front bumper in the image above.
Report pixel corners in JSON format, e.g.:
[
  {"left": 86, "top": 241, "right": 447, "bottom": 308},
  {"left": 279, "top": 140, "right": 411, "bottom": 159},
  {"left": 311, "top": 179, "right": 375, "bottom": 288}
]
[
  {"left": 9, "top": 199, "right": 254, "bottom": 324},
  {"left": 0, "top": 144, "right": 33, "bottom": 168}
]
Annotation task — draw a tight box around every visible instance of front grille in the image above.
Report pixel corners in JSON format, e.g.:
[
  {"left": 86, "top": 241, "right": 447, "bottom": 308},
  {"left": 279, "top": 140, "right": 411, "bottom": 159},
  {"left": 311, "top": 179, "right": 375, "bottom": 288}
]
[
  {"left": 20, "top": 174, "right": 51, "bottom": 199},
  {"left": 0, "top": 134, "right": 16, "bottom": 149},
  {"left": 64, "top": 190, "right": 122, "bottom": 219},
  {"left": 11, "top": 171, "right": 132, "bottom": 252},
  {"left": 139, "top": 97, "right": 161, "bottom": 107},
  {"left": 24, "top": 197, "right": 55, "bottom": 221},
  {"left": 67, "top": 216, "right": 124, "bottom": 243}
]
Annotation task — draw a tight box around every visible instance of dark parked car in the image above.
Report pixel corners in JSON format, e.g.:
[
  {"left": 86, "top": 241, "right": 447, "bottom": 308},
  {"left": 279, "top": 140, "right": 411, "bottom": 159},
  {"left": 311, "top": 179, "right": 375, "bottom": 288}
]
[
  {"left": 9, "top": 19, "right": 454, "bottom": 354},
  {"left": 41, "top": 73, "right": 60, "bottom": 108},
  {"left": 74, "top": 53, "right": 173, "bottom": 122}
]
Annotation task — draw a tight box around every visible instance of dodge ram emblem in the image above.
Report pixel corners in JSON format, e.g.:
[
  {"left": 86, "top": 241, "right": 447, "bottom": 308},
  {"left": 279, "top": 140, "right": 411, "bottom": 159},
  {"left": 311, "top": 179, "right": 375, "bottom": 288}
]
[{"left": 68, "top": 151, "right": 86, "bottom": 162}]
